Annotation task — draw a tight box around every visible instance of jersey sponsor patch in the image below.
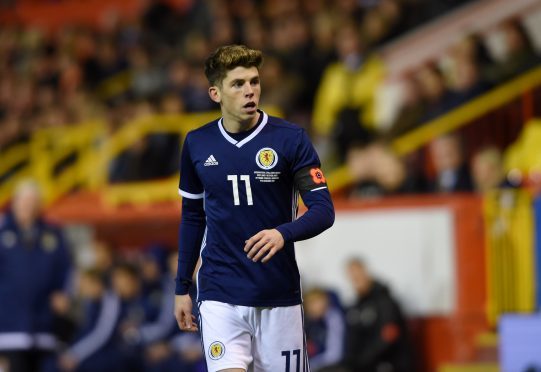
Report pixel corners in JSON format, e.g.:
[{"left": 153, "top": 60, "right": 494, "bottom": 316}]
[
  {"left": 294, "top": 166, "right": 328, "bottom": 193},
  {"left": 255, "top": 147, "right": 278, "bottom": 170},
  {"left": 209, "top": 341, "right": 225, "bottom": 360}
]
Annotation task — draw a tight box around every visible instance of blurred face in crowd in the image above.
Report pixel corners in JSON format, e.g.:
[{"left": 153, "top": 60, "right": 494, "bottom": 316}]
[
  {"left": 453, "top": 57, "right": 479, "bottom": 91},
  {"left": 12, "top": 181, "right": 42, "bottom": 229},
  {"left": 93, "top": 241, "right": 114, "bottom": 272},
  {"left": 112, "top": 268, "right": 141, "bottom": 300},
  {"left": 416, "top": 65, "right": 446, "bottom": 102},
  {"left": 336, "top": 24, "right": 362, "bottom": 67},
  {"left": 304, "top": 290, "right": 330, "bottom": 320},
  {"left": 472, "top": 147, "right": 503, "bottom": 192},
  {"left": 141, "top": 259, "right": 160, "bottom": 282},
  {"left": 369, "top": 144, "right": 406, "bottom": 192},
  {"left": 347, "top": 260, "right": 373, "bottom": 296},
  {"left": 209, "top": 66, "right": 261, "bottom": 129},
  {"left": 430, "top": 135, "right": 463, "bottom": 173},
  {"left": 79, "top": 272, "right": 104, "bottom": 300}
]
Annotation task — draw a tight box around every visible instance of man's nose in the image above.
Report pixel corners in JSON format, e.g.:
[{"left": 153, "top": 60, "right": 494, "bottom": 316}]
[{"left": 244, "top": 83, "right": 254, "bottom": 96}]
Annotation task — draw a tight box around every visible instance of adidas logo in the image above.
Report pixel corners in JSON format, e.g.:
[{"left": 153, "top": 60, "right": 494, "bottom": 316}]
[{"left": 204, "top": 155, "right": 219, "bottom": 166}]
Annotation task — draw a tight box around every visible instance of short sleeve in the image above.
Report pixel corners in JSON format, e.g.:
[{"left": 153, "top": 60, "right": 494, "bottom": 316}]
[{"left": 178, "top": 135, "right": 204, "bottom": 199}]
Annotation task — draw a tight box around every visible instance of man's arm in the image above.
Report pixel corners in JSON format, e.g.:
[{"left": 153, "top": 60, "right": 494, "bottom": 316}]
[
  {"left": 244, "top": 166, "right": 334, "bottom": 262},
  {"left": 174, "top": 197, "right": 205, "bottom": 331},
  {"left": 175, "top": 134, "right": 205, "bottom": 331},
  {"left": 60, "top": 292, "right": 120, "bottom": 369}
]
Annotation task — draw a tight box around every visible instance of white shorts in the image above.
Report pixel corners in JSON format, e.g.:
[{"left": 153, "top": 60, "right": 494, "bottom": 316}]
[{"left": 198, "top": 301, "right": 309, "bottom": 372}]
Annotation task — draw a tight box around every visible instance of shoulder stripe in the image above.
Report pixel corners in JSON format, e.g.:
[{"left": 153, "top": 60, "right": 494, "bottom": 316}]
[
  {"left": 179, "top": 189, "right": 204, "bottom": 199},
  {"left": 310, "top": 186, "right": 328, "bottom": 192}
]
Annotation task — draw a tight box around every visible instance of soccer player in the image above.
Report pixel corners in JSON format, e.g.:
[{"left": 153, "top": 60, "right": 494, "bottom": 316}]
[{"left": 174, "top": 45, "right": 335, "bottom": 372}]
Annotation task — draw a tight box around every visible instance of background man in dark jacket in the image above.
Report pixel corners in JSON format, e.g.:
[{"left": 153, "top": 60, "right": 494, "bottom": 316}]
[
  {"left": 342, "top": 258, "right": 414, "bottom": 372},
  {"left": 0, "top": 180, "right": 72, "bottom": 372}
]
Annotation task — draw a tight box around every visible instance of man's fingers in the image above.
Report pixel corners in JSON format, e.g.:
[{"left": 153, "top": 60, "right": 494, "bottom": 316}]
[
  {"left": 176, "top": 311, "right": 198, "bottom": 332},
  {"left": 246, "top": 237, "right": 269, "bottom": 259},
  {"left": 251, "top": 242, "right": 273, "bottom": 262},
  {"left": 261, "top": 247, "right": 278, "bottom": 263},
  {"left": 244, "top": 231, "right": 264, "bottom": 252}
]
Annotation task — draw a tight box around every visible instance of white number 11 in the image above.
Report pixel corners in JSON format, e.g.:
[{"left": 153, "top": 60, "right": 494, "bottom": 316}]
[{"left": 227, "top": 175, "right": 253, "bottom": 206}]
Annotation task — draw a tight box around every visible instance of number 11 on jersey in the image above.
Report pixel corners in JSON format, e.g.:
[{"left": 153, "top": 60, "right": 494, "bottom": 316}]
[{"left": 227, "top": 175, "right": 253, "bottom": 206}]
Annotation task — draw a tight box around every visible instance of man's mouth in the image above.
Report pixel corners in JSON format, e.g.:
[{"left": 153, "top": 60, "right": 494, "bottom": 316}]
[{"left": 243, "top": 102, "right": 256, "bottom": 109}]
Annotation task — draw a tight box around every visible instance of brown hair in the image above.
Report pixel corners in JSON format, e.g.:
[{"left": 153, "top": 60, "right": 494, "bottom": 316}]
[{"left": 204, "top": 45, "right": 263, "bottom": 86}]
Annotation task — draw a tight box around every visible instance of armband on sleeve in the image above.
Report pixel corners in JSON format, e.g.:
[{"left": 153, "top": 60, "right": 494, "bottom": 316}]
[{"left": 294, "top": 166, "right": 328, "bottom": 194}]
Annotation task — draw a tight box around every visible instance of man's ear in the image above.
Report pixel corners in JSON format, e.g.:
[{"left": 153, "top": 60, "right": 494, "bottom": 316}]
[{"left": 209, "top": 86, "right": 221, "bottom": 103}]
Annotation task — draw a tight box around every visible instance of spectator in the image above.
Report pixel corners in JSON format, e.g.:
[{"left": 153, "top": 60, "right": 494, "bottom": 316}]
[
  {"left": 347, "top": 142, "right": 425, "bottom": 198},
  {"left": 415, "top": 63, "right": 460, "bottom": 123},
  {"left": 471, "top": 146, "right": 509, "bottom": 192},
  {"left": 428, "top": 133, "right": 473, "bottom": 193},
  {"left": 304, "top": 288, "right": 345, "bottom": 372},
  {"left": 487, "top": 19, "right": 541, "bottom": 83},
  {"left": 143, "top": 251, "right": 204, "bottom": 372},
  {"left": 312, "top": 21, "right": 385, "bottom": 159},
  {"left": 342, "top": 259, "right": 414, "bottom": 372},
  {"left": 59, "top": 268, "right": 122, "bottom": 372},
  {"left": 0, "top": 180, "right": 72, "bottom": 372},
  {"left": 89, "top": 240, "right": 116, "bottom": 284},
  {"left": 137, "top": 246, "right": 178, "bottom": 349},
  {"left": 447, "top": 48, "right": 491, "bottom": 105}
]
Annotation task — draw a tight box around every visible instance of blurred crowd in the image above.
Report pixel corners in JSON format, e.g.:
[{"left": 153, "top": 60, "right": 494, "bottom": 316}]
[
  {"left": 0, "top": 0, "right": 540, "bottom": 189},
  {"left": 0, "top": 0, "right": 483, "bottom": 181},
  {"left": 0, "top": 180, "right": 415, "bottom": 372},
  {"left": 339, "top": 18, "right": 541, "bottom": 198}
]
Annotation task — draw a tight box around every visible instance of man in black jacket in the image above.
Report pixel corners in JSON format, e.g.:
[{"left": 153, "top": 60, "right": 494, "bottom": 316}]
[{"left": 342, "top": 259, "right": 414, "bottom": 372}]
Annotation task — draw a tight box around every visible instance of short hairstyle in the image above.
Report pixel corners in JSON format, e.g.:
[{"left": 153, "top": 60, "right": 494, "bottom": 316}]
[{"left": 204, "top": 45, "right": 263, "bottom": 86}]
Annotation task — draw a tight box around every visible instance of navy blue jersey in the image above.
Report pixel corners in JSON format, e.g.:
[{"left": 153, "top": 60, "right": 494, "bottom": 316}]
[{"left": 178, "top": 111, "right": 333, "bottom": 307}]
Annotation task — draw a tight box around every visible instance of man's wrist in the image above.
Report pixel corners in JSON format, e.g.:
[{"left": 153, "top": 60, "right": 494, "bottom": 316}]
[
  {"left": 275, "top": 225, "right": 292, "bottom": 244},
  {"left": 175, "top": 279, "right": 191, "bottom": 295}
]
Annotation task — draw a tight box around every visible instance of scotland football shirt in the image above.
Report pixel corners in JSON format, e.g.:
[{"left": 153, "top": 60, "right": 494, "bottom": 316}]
[{"left": 178, "top": 110, "right": 333, "bottom": 306}]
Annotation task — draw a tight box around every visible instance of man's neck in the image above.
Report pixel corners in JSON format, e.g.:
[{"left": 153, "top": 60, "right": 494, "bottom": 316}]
[{"left": 222, "top": 111, "right": 260, "bottom": 133}]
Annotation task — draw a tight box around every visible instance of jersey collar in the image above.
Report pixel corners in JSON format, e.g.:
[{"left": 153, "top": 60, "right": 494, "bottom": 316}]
[{"left": 218, "top": 110, "right": 268, "bottom": 148}]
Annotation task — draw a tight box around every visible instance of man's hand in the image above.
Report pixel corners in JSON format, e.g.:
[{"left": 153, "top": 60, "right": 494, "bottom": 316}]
[
  {"left": 244, "top": 229, "right": 285, "bottom": 263},
  {"left": 175, "top": 294, "right": 198, "bottom": 332}
]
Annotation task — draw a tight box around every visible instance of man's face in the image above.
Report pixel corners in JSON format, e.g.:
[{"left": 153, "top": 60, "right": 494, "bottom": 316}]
[
  {"left": 211, "top": 66, "right": 261, "bottom": 125},
  {"left": 430, "top": 137, "right": 462, "bottom": 173},
  {"left": 347, "top": 262, "right": 372, "bottom": 296},
  {"left": 13, "top": 187, "right": 41, "bottom": 227}
]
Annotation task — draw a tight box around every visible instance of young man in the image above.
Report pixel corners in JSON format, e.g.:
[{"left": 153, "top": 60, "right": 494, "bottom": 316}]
[{"left": 174, "top": 45, "right": 335, "bottom": 372}]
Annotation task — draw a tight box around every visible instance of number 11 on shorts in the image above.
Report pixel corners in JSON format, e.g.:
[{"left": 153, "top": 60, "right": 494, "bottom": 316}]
[{"left": 281, "top": 349, "right": 301, "bottom": 372}]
